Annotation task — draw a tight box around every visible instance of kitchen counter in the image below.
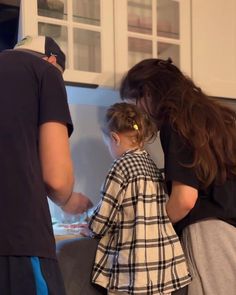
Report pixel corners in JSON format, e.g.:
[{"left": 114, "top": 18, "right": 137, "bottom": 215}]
[
  {"left": 56, "top": 237, "right": 106, "bottom": 295},
  {"left": 55, "top": 234, "right": 82, "bottom": 242}
]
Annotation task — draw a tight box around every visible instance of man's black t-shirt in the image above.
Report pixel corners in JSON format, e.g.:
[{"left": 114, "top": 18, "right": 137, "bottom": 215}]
[
  {"left": 0, "top": 50, "right": 73, "bottom": 259},
  {"left": 160, "top": 124, "right": 236, "bottom": 235}
]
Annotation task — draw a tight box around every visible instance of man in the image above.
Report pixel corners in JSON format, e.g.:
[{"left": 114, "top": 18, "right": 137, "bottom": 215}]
[{"left": 0, "top": 35, "right": 92, "bottom": 294}]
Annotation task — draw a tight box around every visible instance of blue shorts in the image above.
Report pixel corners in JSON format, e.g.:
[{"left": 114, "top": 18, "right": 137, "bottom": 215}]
[{"left": 0, "top": 256, "right": 66, "bottom": 295}]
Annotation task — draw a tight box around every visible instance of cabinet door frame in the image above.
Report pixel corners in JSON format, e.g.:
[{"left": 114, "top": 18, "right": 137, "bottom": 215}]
[
  {"left": 19, "top": 0, "right": 115, "bottom": 87},
  {"left": 114, "top": 0, "right": 191, "bottom": 88}
]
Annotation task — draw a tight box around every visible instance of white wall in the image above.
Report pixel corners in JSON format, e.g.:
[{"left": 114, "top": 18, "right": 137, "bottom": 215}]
[
  {"left": 69, "top": 103, "right": 112, "bottom": 199},
  {"left": 49, "top": 86, "right": 119, "bottom": 222},
  {"left": 49, "top": 85, "right": 164, "bottom": 223},
  {"left": 67, "top": 85, "right": 164, "bottom": 201}
]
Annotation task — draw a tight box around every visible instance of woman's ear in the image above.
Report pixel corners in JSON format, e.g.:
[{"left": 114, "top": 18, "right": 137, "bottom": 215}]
[{"left": 110, "top": 132, "right": 120, "bottom": 146}]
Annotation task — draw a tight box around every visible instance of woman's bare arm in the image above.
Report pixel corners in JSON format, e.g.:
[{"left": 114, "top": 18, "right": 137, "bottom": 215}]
[{"left": 166, "top": 181, "right": 198, "bottom": 223}]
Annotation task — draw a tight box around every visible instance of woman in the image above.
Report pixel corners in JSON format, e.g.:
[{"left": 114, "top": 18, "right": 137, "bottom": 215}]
[{"left": 120, "top": 58, "right": 236, "bottom": 295}]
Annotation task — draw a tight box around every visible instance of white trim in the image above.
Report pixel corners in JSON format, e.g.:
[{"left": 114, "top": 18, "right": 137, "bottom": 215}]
[
  {"left": 152, "top": 0, "right": 157, "bottom": 58},
  {"left": 67, "top": 0, "right": 73, "bottom": 71},
  {"left": 179, "top": 0, "right": 191, "bottom": 76},
  {"left": 114, "top": 0, "right": 128, "bottom": 88}
]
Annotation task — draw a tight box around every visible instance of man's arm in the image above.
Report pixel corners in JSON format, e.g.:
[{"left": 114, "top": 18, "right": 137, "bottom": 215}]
[
  {"left": 39, "top": 121, "right": 74, "bottom": 206},
  {"left": 61, "top": 192, "right": 94, "bottom": 214}
]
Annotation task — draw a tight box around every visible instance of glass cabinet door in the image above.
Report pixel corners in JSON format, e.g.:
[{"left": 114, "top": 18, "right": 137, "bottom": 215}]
[
  {"left": 73, "top": 28, "right": 101, "bottom": 73},
  {"left": 157, "top": 0, "right": 179, "bottom": 39},
  {"left": 37, "top": 0, "right": 67, "bottom": 20},
  {"left": 19, "top": 0, "right": 114, "bottom": 86},
  {"left": 72, "top": 0, "right": 101, "bottom": 73},
  {"left": 115, "top": 0, "right": 191, "bottom": 87},
  {"left": 156, "top": 0, "right": 180, "bottom": 67},
  {"left": 128, "top": 0, "right": 152, "bottom": 35},
  {"left": 127, "top": 0, "right": 180, "bottom": 68},
  {"left": 128, "top": 37, "right": 152, "bottom": 68},
  {"left": 72, "top": 0, "right": 100, "bottom": 26}
]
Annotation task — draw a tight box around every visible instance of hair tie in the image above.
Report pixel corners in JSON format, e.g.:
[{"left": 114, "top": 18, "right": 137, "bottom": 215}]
[
  {"left": 167, "top": 57, "right": 173, "bottom": 64},
  {"left": 133, "top": 123, "right": 139, "bottom": 130}
]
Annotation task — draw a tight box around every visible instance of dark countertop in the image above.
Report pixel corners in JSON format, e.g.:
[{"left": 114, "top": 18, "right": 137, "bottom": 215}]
[{"left": 56, "top": 237, "right": 106, "bottom": 295}]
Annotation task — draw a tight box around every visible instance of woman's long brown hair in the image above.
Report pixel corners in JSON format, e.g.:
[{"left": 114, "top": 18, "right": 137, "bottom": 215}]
[{"left": 120, "top": 58, "right": 236, "bottom": 187}]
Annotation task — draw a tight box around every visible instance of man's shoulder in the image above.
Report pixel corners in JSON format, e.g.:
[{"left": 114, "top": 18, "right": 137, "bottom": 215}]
[{"left": 2, "top": 49, "right": 54, "bottom": 72}]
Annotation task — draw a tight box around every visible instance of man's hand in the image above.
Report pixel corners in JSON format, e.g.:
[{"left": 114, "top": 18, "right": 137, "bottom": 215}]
[
  {"left": 61, "top": 192, "right": 93, "bottom": 215},
  {"left": 77, "top": 223, "right": 94, "bottom": 238}
]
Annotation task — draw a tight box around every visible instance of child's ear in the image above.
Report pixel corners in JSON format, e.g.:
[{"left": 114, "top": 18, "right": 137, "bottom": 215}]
[{"left": 110, "top": 132, "right": 120, "bottom": 146}]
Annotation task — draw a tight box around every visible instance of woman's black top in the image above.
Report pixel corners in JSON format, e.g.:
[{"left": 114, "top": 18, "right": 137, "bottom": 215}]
[{"left": 160, "top": 124, "right": 236, "bottom": 234}]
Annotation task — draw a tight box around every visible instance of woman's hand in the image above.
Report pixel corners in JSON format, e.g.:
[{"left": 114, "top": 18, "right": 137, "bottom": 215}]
[{"left": 61, "top": 192, "right": 93, "bottom": 215}]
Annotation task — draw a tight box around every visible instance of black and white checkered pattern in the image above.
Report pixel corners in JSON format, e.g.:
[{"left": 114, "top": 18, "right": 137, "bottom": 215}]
[{"left": 89, "top": 150, "right": 191, "bottom": 294}]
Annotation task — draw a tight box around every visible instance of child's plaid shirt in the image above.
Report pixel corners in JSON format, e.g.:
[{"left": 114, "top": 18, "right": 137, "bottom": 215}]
[{"left": 89, "top": 149, "right": 191, "bottom": 294}]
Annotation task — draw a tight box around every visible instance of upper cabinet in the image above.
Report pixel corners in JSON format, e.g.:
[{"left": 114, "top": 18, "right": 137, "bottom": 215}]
[
  {"left": 19, "top": 0, "right": 191, "bottom": 89},
  {"left": 19, "top": 0, "right": 114, "bottom": 87},
  {"left": 192, "top": 0, "right": 236, "bottom": 99},
  {"left": 114, "top": 0, "right": 191, "bottom": 88}
]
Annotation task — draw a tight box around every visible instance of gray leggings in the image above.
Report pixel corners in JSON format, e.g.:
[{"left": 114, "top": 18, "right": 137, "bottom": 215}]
[{"left": 182, "top": 219, "right": 236, "bottom": 295}]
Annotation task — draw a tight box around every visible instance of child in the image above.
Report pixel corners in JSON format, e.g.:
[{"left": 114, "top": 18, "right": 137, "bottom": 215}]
[{"left": 88, "top": 103, "right": 191, "bottom": 295}]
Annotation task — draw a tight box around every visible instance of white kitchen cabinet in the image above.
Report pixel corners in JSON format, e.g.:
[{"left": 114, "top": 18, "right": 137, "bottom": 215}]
[
  {"left": 19, "top": 0, "right": 191, "bottom": 89},
  {"left": 19, "top": 0, "right": 114, "bottom": 87},
  {"left": 192, "top": 0, "right": 236, "bottom": 99},
  {"left": 114, "top": 0, "right": 191, "bottom": 88}
]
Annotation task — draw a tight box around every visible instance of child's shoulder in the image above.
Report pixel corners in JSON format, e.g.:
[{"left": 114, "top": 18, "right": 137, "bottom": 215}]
[
  {"left": 110, "top": 149, "right": 162, "bottom": 179},
  {"left": 113, "top": 149, "right": 145, "bottom": 166}
]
